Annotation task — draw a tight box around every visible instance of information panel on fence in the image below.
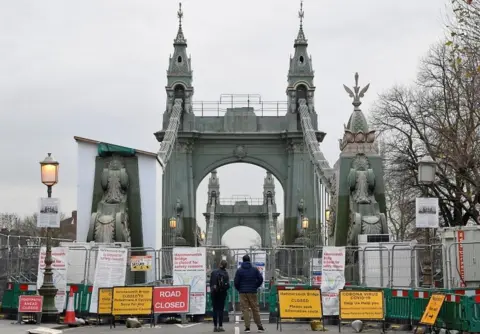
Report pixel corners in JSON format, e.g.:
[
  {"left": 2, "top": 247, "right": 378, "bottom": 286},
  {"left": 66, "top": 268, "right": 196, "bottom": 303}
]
[
  {"left": 153, "top": 286, "right": 190, "bottom": 314},
  {"left": 278, "top": 289, "right": 323, "bottom": 319},
  {"left": 339, "top": 290, "right": 384, "bottom": 320},
  {"left": 111, "top": 286, "right": 153, "bottom": 316},
  {"left": 420, "top": 293, "right": 446, "bottom": 326},
  {"left": 18, "top": 295, "right": 43, "bottom": 313},
  {"left": 97, "top": 288, "right": 112, "bottom": 315},
  {"left": 130, "top": 255, "right": 152, "bottom": 271}
]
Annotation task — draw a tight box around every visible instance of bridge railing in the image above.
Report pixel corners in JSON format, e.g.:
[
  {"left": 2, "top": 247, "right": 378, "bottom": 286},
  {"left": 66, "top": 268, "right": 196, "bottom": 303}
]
[{"left": 191, "top": 100, "right": 288, "bottom": 117}]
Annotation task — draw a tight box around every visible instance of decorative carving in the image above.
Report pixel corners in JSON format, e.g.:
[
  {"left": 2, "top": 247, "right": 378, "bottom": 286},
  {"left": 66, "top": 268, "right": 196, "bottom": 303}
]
[
  {"left": 175, "top": 198, "right": 183, "bottom": 216},
  {"left": 297, "top": 198, "right": 305, "bottom": 215},
  {"left": 289, "top": 91, "right": 297, "bottom": 113},
  {"left": 286, "top": 142, "right": 304, "bottom": 154},
  {"left": 346, "top": 154, "right": 388, "bottom": 246},
  {"left": 340, "top": 73, "right": 376, "bottom": 150},
  {"left": 327, "top": 172, "right": 337, "bottom": 238},
  {"left": 166, "top": 92, "right": 174, "bottom": 113},
  {"left": 239, "top": 218, "right": 245, "bottom": 226},
  {"left": 184, "top": 91, "right": 193, "bottom": 114},
  {"left": 307, "top": 91, "right": 314, "bottom": 114},
  {"left": 234, "top": 145, "right": 247, "bottom": 160},
  {"left": 176, "top": 140, "right": 194, "bottom": 153},
  {"left": 88, "top": 158, "right": 131, "bottom": 243}
]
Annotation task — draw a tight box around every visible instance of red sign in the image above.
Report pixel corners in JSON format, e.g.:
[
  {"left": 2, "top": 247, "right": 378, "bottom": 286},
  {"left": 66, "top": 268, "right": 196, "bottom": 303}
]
[
  {"left": 457, "top": 231, "right": 466, "bottom": 287},
  {"left": 153, "top": 286, "right": 190, "bottom": 314},
  {"left": 18, "top": 295, "right": 43, "bottom": 313}
]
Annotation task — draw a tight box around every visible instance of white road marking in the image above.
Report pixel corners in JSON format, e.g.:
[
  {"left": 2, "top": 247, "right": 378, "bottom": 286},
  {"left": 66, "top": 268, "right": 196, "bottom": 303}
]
[
  {"left": 235, "top": 326, "right": 240, "bottom": 334},
  {"left": 175, "top": 323, "right": 201, "bottom": 328}
]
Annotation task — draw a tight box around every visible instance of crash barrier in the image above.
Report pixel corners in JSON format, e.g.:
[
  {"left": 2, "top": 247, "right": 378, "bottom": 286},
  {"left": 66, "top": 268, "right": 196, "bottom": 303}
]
[{"left": 1, "top": 282, "right": 93, "bottom": 318}]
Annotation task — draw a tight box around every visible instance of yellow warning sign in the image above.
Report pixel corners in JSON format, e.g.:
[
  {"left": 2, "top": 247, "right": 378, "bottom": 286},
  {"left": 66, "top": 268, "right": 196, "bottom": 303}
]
[
  {"left": 130, "top": 255, "right": 153, "bottom": 271},
  {"left": 420, "top": 293, "right": 445, "bottom": 325},
  {"left": 278, "top": 289, "right": 322, "bottom": 319},
  {"left": 112, "top": 286, "right": 153, "bottom": 316},
  {"left": 339, "top": 290, "right": 385, "bottom": 320},
  {"left": 97, "top": 288, "right": 112, "bottom": 315}
]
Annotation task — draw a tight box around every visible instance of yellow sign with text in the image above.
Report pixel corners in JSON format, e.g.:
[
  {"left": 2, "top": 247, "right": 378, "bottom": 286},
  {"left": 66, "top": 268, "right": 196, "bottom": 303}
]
[
  {"left": 130, "top": 255, "right": 153, "bottom": 271},
  {"left": 112, "top": 286, "right": 153, "bottom": 316},
  {"left": 420, "top": 294, "right": 445, "bottom": 325},
  {"left": 339, "top": 290, "right": 385, "bottom": 320},
  {"left": 278, "top": 289, "right": 323, "bottom": 319},
  {"left": 97, "top": 288, "right": 112, "bottom": 315}
]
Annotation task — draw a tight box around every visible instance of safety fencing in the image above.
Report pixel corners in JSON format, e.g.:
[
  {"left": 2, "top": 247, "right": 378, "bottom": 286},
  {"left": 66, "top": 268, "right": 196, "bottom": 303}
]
[{"left": 1, "top": 242, "right": 479, "bottom": 323}]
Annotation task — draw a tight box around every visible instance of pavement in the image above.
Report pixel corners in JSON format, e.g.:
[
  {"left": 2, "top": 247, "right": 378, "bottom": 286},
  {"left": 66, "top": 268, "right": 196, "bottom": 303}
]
[{"left": 0, "top": 319, "right": 413, "bottom": 334}]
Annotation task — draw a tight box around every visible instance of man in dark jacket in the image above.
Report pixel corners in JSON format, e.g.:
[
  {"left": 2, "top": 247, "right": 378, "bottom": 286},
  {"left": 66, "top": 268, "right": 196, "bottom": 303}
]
[
  {"left": 210, "top": 260, "right": 230, "bottom": 332},
  {"left": 234, "top": 254, "right": 265, "bottom": 333}
]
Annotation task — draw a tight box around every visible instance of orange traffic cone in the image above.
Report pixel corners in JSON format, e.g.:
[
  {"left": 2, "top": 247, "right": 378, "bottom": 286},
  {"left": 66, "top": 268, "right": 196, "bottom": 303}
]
[{"left": 64, "top": 290, "right": 76, "bottom": 325}]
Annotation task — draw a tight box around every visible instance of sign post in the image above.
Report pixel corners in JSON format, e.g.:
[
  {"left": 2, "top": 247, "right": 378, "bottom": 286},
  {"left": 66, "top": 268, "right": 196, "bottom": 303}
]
[
  {"left": 339, "top": 290, "right": 385, "bottom": 333},
  {"left": 17, "top": 295, "right": 43, "bottom": 324},
  {"left": 277, "top": 289, "right": 323, "bottom": 332},
  {"left": 415, "top": 293, "right": 446, "bottom": 333},
  {"left": 111, "top": 286, "right": 154, "bottom": 328}
]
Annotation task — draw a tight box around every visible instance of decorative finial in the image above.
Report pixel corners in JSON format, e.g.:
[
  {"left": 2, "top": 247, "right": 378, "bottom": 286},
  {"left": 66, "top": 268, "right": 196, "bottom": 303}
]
[
  {"left": 343, "top": 72, "right": 370, "bottom": 109},
  {"left": 177, "top": 2, "right": 183, "bottom": 27},
  {"left": 298, "top": 1, "right": 304, "bottom": 28}
]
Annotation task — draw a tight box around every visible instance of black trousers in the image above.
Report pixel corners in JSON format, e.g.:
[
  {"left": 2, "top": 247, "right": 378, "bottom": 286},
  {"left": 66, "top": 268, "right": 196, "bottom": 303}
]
[{"left": 211, "top": 292, "right": 227, "bottom": 327}]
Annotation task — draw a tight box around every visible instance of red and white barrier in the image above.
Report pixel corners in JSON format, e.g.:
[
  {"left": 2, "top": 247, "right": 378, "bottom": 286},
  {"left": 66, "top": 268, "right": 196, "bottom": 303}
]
[{"left": 392, "top": 290, "right": 409, "bottom": 297}]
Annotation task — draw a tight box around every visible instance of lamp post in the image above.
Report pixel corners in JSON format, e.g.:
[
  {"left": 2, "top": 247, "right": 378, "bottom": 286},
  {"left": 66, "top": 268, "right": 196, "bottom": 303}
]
[
  {"left": 276, "top": 233, "right": 281, "bottom": 245},
  {"left": 417, "top": 155, "right": 437, "bottom": 287},
  {"left": 200, "top": 231, "right": 205, "bottom": 242},
  {"left": 38, "top": 153, "right": 59, "bottom": 320},
  {"left": 169, "top": 216, "right": 177, "bottom": 248}
]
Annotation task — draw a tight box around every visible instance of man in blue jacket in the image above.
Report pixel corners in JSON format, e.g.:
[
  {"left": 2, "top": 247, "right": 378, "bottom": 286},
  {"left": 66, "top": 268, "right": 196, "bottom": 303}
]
[{"left": 234, "top": 254, "right": 265, "bottom": 333}]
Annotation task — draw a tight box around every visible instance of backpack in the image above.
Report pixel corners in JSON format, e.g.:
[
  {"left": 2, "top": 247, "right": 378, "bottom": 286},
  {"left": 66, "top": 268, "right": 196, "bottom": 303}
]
[{"left": 215, "top": 270, "right": 228, "bottom": 292}]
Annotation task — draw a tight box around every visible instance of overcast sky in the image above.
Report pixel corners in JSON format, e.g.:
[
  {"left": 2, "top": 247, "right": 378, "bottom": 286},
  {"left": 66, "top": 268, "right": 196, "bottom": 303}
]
[{"left": 0, "top": 0, "right": 448, "bottom": 247}]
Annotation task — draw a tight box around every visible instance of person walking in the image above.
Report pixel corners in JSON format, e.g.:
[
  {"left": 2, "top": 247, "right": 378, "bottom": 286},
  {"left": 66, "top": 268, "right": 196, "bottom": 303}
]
[
  {"left": 234, "top": 254, "right": 265, "bottom": 333},
  {"left": 210, "top": 259, "right": 230, "bottom": 332}
]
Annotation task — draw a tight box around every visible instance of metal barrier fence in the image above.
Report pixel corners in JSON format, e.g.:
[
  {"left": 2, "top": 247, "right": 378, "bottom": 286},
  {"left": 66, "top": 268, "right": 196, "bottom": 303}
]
[{"left": 1, "top": 242, "right": 479, "bottom": 295}]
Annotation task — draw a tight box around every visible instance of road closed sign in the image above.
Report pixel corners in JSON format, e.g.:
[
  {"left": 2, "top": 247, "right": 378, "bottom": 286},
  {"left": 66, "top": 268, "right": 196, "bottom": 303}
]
[
  {"left": 278, "top": 289, "right": 323, "bottom": 319},
  {"left": 153, "top": 286, "right": 190, "bottom": 314},
  {"left": 18, "top": 295, "right": 43, "bottom": 313}
]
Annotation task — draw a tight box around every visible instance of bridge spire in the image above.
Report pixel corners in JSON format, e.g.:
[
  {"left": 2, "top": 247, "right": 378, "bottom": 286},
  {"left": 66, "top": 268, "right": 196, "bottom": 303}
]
[
  {"left": 286, "top": 0, "right": 315, "bottom": 114},
  {"left": 165, "top": 2, "right": 194, "bottom": 115}
]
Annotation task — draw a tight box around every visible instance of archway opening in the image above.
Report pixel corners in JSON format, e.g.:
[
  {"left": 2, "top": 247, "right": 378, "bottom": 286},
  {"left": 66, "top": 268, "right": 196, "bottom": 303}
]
[{"left": 195, "top": 163, "right": 284, "bottom": 249}]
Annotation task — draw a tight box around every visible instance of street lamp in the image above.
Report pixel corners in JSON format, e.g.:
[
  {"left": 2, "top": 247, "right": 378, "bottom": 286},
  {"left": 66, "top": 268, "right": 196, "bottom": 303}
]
[
  {"left": 276, "top": 233, "right": 281, "bottom": 244},
  {"left": 418, "top": 155, "right": 437, "bottom": 185},
  {"left": 417, "top": 154, "right": 437, "bottom": 287},
  {"left": 170, "top": 216, "right": 177, "bottom": 247},
  {"left": 200, "top": 231, "right": 205, "bottom": 241},
  {"left": 301, "top": 216, "right": 309, "bottom": 230},
  {"left": 38, "top": 153, "right": 59, "bottom": 320}
]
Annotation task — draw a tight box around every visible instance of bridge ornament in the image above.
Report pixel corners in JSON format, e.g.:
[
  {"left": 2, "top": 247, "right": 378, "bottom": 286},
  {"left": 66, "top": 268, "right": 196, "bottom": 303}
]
[
  {"left": 346, "top": 154, "right": 388, "bottom": 246},
  {"left": 234, "top": 145, "right": 247, "bottom": 160},
  {"left": 88, "top": 158, "right": 131, "bottom": 243}
]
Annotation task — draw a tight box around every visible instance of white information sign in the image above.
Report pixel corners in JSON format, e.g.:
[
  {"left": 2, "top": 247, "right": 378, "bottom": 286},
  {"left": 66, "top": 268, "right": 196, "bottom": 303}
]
[
  {"left": 37, "top": 247, "right": 68, "bottom": 312},
  {"left": 416, "top": 197, "right": 439, "bottom": 228},
  {"left": 89, "top": 248, "right": 128, "bottom": 313},
  {"left": 173, "top": 247, "right": 207, "bottom": 315},
  {"left": 37, "top": 198, "right": 61, "bottom": 228},
  {"left": 320, "top": 247, "right": 346, "bottom": 316}
]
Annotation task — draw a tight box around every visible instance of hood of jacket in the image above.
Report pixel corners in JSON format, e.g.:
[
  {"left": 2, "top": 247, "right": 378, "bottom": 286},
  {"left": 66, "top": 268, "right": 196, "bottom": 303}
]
[{"left": 241, "top": 261, "right": 252, "bottom": 269}]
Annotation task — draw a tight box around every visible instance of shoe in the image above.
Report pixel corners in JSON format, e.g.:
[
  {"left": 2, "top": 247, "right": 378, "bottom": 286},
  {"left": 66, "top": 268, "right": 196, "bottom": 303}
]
[
  {"left": 218, "top": 328, "right": 225, "bottom": 332},
  {"left": 214, "top": 327, "right": 219, "bottom": 332},
  {"left": 245, "top": 328, "right": 251, "bottom": 333},
  {"left": 258, "top": 325, "right": 265, "bottom": 332}
]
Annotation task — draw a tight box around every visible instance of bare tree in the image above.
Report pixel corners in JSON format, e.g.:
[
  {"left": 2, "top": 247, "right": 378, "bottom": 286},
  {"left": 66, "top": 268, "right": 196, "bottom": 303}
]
[
  {"left": 371, "top": 40, "right": 480, "bottom": 227},
  {"left": 0, "top": 213, "right": 22, "bottom": 230}
]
